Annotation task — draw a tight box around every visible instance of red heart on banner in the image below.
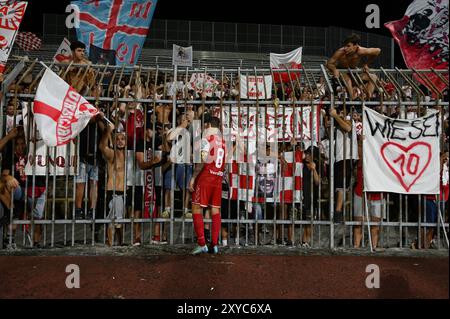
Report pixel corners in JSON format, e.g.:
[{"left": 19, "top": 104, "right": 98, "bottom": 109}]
[{"left": 380, "top": 142, "right": 432, "bottom": 192}]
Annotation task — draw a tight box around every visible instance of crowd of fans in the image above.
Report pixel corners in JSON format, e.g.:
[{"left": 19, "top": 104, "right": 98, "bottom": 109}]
[{"left": 0, "top": 37, "right": 449, "bottom": 251}]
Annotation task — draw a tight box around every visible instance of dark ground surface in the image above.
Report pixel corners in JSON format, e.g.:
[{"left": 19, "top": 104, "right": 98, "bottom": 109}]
[{"left": 0, "top": 246, "right": 448, "bottom": 299}]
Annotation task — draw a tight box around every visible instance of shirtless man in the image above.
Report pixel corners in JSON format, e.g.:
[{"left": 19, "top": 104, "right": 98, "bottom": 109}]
[
  {"left": 155, "top": 103, "right": 172, "bottom": 125},
  {"left": 60, "top": 41, "right": 95, "bottom": 93},
  {"left": 327, "top": 34, "right": 381, "bottom": 100},
  {"left": 99, "top": 118, "right": 126, "bottom": 246}
]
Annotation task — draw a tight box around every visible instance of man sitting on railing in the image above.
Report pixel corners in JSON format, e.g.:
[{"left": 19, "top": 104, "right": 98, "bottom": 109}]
[{"left": 327, "top": 34, "right": 381, "bottom": 101}]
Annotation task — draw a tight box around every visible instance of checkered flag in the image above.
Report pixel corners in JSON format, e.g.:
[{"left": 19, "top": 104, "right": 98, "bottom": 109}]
[{"left": 15, "top": 32, "right": 42, "bottom": 51}]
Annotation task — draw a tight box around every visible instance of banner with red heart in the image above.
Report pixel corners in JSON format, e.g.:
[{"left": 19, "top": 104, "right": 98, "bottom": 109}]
[
  {"left": 381, "top": 142, "right": 432, "bottom": 192},
  {"left": 363, "top": 107, "right": 440, "bottom": 195}
]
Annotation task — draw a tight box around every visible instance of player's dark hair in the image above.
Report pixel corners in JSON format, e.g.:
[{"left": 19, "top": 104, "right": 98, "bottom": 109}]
[
  {"left": 343, "top": 34, "right": 361, "bottom": 46},
  {"left": 70, "top": 40, "right": 86, "bottom": 51},
  {"left": 208, "top": 116, "right": 221, "bottom": 128}
]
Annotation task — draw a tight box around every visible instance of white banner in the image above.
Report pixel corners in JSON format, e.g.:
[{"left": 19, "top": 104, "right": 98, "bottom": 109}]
[
  {"left": 188, "top": 73, "right": 219, "bottom": 97},
  {"left": 240, "top": 75, "right": 272, "bottom": 100},
  {"left": 172, "top": 44, "right": 193, "bottom": 67},
  {"left": 0, "top": 1, "right": 28, "bottom": 73},
  {"left": 363, "top": 106, "right": 440, "bottom": 194},
  {"left": 215, "top": 105, "right": 320, "bottom": 144},
  {"left": 23, "top": 102, "right": 76, "bottom": 176},
  {"left": 33, "top": 67, "right": 99, "bottom": 147},
  {"left": 53, "top": 38, "right": 72, "bottom": 63}
]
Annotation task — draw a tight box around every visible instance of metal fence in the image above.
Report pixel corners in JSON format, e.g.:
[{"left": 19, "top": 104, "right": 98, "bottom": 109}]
[{"left": 0, "top": 58, "right": 448, "bottom": 251}]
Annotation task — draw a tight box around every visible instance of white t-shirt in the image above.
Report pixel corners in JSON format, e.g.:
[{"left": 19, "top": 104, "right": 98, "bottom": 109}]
[
  {"left": 168, "top": 126, "right": 191, "bottom": 164},
  {"left": 6, "top": 114, "right": 22, "bottom": 133},
  {"left": 335, "top": 117, "right": 358, "bottom": 163}
]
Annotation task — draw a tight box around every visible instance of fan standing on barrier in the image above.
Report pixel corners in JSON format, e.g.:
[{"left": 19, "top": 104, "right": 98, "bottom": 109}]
[
  {"left": 326, "top": 34, "right": 381, "bottom": 100},
  {"left": 189, "top": 116, "right": 226, "bottom": 255}
]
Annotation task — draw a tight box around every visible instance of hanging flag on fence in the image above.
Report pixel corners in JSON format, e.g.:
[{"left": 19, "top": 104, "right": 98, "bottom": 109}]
[
  {"left": 270, "top": 47, "right": 302, "bottom": 83},
  {"left": 363, "top": 106, "right": 440, "bottom": 194},
  {"left": 0, "top": 1, "right": 28, "bottom": 73},
  {"left": 33, "top": 66, "right": 99, "bottom": 147},
  {"left": 172, "top": 44, "right": 193, "bottom": 67},
  {"left": 385, "top": 0, "right": 449, "bottom": 94},
  {"left": 240, "top": 75, "right": 272, "bottom": 100},
  {"left": 72, "top": 0, "right": 158, "bottom": 66},
  {"left": 53, "top": 38, "right": 72, "bottom": 63},
  {"left": 22, "top": 102, "right": 77, "bottom": 176},
  {"left": 227, "top": 150, "right": 303, "bottom": 204},
  {"left": 15, "top": 32, "right": 42, "bottom": 51}
]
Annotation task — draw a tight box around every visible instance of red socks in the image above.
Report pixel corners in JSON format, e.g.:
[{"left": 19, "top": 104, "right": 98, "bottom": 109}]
[
  {"left": 211, "top": 213, "right": 221, "bottom": 246},
  {"left": 193, "top": 214, "right": 206, "bottom": 246}
]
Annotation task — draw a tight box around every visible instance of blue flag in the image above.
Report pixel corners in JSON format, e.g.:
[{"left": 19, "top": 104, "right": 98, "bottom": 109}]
[{"left": 72, "top": 0, "right": 158, "bottom": 66}]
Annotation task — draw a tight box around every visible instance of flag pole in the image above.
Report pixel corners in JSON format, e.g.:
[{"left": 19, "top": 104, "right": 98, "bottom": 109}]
[{"left": 364, "top": 191, "right": 374, "bottom": 252}]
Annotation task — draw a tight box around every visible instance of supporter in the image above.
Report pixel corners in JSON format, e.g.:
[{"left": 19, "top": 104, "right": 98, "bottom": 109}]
[
  {"left": 329, "top": 106, "right": 358, "bottom": 224},
  {"left": 163, "top": 114, "right": 192, "bottom": 219},
  {"left": 417, "top": 150, "right": 449, "bottom": 249},
  {"left": 98, "top": 118, "right": 126, "bottom": 246},
  {"left": 1, "top": 127, "right": 46, "bottom": 248},
  {"left": 5, "top": 100, "right": 22, "bottom": 134},
  {"left": 327, "top": 34, "right": 381, "bottom": 100},
  {"left": 353, "top": 140, "right": 383, "bottom": 249},
  {"left": 300, "top": 146, "right": 321, "bottom": 248}
]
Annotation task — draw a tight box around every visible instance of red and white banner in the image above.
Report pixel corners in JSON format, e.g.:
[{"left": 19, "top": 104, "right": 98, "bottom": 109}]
[
  {"left": 240, "top": 75, "right": 272, "bottom": 100},
  {"left": 188, "top": 73, "right": 219, "bottom": 97},
  {"left": 15, "top": 31, "right": 41, "bottom": 51},
  {"left": 363, "top": 106, "right": 440, "bottom": 194},
  {"left": 270, "top": 47, "right": 302, "bottom": 83},
  {"left": 227, "top": 151, "right": 303, "bottom": 203},
  {"left": 53, "top": 38, "right": 72, "bottom": 63},
  {"left": 33, "top": 67, "right": 99, "bottom": 147},
  {"left": 385, "top": 0, "right": 449, "bottom": 94},
  {"left": 0, "top": 1, "right": 28, "bottom": 73}
]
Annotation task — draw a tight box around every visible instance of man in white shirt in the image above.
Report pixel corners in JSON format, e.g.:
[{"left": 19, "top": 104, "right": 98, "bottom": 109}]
[
  {"left": 5, "top": 101, "right": 22, "bottom": 133},
  {"left": 330, "top": 107, "right": 358, "bottom": 224},
  {"left": 162, "top": 114, "right": 193, "bottom": 218}
]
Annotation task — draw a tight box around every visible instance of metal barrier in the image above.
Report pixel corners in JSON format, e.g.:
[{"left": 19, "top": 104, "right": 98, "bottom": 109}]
[{"left": 0, "top": 58, "right": 448, "bottom": 251}]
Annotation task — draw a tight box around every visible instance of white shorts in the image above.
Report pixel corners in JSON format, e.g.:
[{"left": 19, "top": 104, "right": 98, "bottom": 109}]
[{"left": 353, "top": 194, "right": 383, "bottom": 219}]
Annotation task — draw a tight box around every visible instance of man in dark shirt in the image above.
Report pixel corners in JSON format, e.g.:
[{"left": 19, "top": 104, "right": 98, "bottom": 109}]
[{"left": 75, "top": 121, "right": 101, "bottom": 220}]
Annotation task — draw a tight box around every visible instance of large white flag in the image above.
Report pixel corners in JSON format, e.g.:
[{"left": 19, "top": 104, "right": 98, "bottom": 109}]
[
  {"left": 33, "top": 67, "right": 99, "bottom": 147},
  {"left": 363, "top": 106, "right": 440, "bottom": 194},
  {"left": 270, "top": 47, "right": 302, "bottom": 83},
  {"left": 0, "top": 1, "right": 28, "bottom": 73}
]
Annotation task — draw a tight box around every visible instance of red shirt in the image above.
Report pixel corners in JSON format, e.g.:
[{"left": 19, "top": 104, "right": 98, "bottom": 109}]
[{"left": 197, "top": 131, "right": 226, "bottom": 186}]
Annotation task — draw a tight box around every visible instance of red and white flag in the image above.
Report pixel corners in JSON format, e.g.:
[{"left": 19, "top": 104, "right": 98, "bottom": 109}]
[
  {"left": 270, "top": 47, "right": 302, "bottom": 83},
  {"left": 33, "top": 67, "right": 99, "bottom": 147},
  {"left": 15, "top": 31, "right": 41, "bottom": 51},
  {"left": 0, "top": 1, "right": 28, "bottom": 73},
  {"left": 53, "top": 38, "right": 72, "bottom": 63},
  {"left": 385, "top": 0, "right": 449, "bottom": 94}
]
